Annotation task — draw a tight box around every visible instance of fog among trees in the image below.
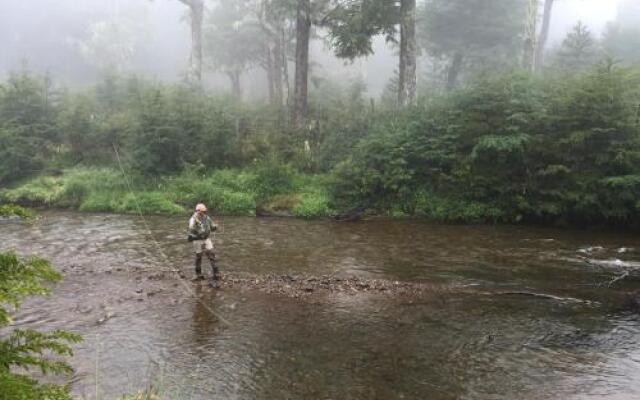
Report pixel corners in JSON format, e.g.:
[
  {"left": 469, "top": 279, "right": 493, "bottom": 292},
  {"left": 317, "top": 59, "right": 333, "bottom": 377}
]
[{"left": 0, "top": 0, "right": 631, "bottom": 97}]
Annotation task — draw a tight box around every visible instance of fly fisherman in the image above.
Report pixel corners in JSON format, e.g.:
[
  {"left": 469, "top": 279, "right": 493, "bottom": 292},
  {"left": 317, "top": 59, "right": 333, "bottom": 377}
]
[{"left": 189, "top": 203, "right": 220, "bottom": 285}]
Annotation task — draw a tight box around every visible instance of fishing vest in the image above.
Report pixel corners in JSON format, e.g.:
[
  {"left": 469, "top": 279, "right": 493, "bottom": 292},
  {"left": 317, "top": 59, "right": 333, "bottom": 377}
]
[{"left": 191, "top": 214, "right": 213, "bottom": 239}]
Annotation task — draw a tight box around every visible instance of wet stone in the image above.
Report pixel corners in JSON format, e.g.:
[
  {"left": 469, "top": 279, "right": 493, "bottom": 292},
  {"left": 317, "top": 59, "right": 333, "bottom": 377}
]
[{"left": 209, "top": 273, "right": 460, "bottom": 299}]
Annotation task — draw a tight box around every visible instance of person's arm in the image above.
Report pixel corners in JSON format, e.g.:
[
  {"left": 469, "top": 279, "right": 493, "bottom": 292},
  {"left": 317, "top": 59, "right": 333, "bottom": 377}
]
[{"left": 189, "top": 216, "right": 200, "bottom": 234}]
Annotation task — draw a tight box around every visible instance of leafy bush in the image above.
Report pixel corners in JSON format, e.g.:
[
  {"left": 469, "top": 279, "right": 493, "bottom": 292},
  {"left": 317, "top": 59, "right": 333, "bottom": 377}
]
[
  {"left": 0, "top": 204, "right": 35, "bottom": 219},
  {"left": 0, "top": 71, "right": 57, "bottom": 185},
  {"left": 292, "top": 192, "right": 334, "bottom": 218},
  {"left": 165, "top": 169, "right": 257, "bottom": 215},
  {"left": 415, "top": 191, "right": 505, "bottom": 223},
  {"left": 57, "top": 168, "right": 127, "bottom": 207},
  {"left": 2, "top": 176, "right": 64, "bottom": 206},
  {"left": 116, "top": 192, "right": 185, "bottom": 215},
  {"left": 79, "top": 191, "right": 184, "bottom": 215},
  {"left": 0, "top": 252, "right": 82, "bottom": 400},
  {"left": 329, "top": 65, "right": 640, "bottom": 226},
  {"left": 215, "top": 190, "right": 256, "bottom": 216},
  {"left": 249, "top": 156, "right": 297, "bottom": 201}
]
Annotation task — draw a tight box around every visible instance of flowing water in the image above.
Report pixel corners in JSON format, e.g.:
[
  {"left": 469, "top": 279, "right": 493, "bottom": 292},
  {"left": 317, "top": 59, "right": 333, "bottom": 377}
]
[{"left": 2, "top": 211, "right": 640, "bottom": 399}]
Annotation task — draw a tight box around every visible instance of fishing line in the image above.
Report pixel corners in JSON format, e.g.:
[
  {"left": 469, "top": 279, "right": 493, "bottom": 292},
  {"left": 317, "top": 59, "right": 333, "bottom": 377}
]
[{"left": 112, "top": 143, "right": 232, "bottom": 327}]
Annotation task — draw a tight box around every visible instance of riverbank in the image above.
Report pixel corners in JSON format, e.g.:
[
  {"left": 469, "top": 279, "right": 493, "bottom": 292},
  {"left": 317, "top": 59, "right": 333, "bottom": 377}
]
[
  {"left": 0, "top": 167, "right": 334, "bottom": 218},
  {"left": 4, "top": 168, "right": 640, "bottom": 233},
  {"left": 3, "top": 68, "right": 640, "bottom": 229},
  {"left": 4, "top": 166, "right": 640, "bottom": 232}
]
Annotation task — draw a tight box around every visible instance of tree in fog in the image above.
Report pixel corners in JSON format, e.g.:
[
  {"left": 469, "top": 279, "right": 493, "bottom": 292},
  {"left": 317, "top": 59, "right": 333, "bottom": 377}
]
[
  {"left": 76, "top": 13, "right": 149, "bottom": 74},
  {"left": 551, "top": 22, "right": 599, "bottom": 72},
  {"left": 398, "top": 0, "right": 417, "bottom": 106},
  {"left": 521, "top": 0, "right": 539, "bottom": 71},
  {"left": 419, "top": 0, "right": 525, "bottom": 91},
  {"left": 258, "top": 0, "right": 296, "bottom": 108},
  {"left": 602, "top": 0, "right": 640, "bottom": 65},
  {"left": 205, "top": 0, "right": 263, "bottom": 98},
  {"left": 292, "top": 0, "right": 418, "bottom": 120},
  {"left": 176, "top": 0, "right": 205, "bottom": 83},
  {"left": 323, "top": 0, "right": 416, "bottom": 106},
  {"left": 534, "top": 0, "right": 555, "bottom": 70},
  {"left": 292, "top": 0, "right": 312, "bottom": 127}
]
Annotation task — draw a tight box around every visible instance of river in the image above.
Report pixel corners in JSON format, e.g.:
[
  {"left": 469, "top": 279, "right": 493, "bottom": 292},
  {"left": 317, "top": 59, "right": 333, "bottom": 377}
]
[{"left": 2, "top": 211, "right": 640, "bottom": 399}]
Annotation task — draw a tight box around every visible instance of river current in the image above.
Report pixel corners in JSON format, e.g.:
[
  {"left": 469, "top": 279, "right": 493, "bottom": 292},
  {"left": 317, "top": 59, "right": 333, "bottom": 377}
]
[{"left": 2, "top": 211, "right": 640, "bottom": 399}]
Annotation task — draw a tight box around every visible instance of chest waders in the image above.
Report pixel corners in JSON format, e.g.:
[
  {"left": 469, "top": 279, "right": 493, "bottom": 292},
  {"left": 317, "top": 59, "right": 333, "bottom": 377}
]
[
  {"left": 192, "top": 215, "right": 220, "bottom": 284},
  {"left": 195, "top": 249, "right": 219, "bottom": 282}
]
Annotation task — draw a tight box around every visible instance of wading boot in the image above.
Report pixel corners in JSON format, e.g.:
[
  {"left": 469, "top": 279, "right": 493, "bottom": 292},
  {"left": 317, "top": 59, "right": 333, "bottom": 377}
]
[
  {"left": 192, "top": 253, "right": 205, "bottom": 281},
  {"left": 210, "top": 266, "right": 221, "bottom": 289}
]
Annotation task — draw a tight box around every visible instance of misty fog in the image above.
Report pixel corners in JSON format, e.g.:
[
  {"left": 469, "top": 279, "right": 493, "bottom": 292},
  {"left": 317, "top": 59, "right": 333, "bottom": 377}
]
[{"left": 0, "top": 0, "right": 627, "bottom": 96}]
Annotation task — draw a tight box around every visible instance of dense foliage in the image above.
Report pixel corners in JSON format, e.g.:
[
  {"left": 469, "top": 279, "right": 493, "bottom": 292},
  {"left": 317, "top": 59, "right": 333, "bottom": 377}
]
[
  {"left": 1, "top": 61, "right": 640, "bottom": 227},
  {"left": 0, "top": 251, "right": 82, "bottom": 400},
  {"left": 0, "top": 204, "right": 35, "bottom": 219},
  {"left": 334, "top": 63, "right": 640, "bottom": 226}
]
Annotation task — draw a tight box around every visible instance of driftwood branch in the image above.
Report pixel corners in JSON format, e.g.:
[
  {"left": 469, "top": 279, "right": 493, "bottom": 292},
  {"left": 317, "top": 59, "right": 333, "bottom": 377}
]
[{"left": 608, "top": 270, "right": 630, "bottom": 287}]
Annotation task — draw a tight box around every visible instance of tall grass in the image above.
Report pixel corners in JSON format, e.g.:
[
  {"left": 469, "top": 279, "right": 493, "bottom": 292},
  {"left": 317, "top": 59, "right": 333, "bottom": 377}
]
[
  {"left": 1, "top": 167, "right": 334, "bottom": 217},
  {"left": 0, "top": 204, "right": 35, "bottom": 218}
]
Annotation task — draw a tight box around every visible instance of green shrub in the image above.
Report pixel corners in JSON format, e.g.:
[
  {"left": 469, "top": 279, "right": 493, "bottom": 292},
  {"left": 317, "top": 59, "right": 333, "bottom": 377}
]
[
  {"left": 216, "top": 190, "right": 256, "bottom": 216},
  {"left": 78, "top": 191, "right": 120, "bottom": 212},
  {"left": 0, "top": 204, "right": 35, "bottom": 218},
  {"left": 117, "top": 192, "right": 185, "bottom": 215},
  {"left": 0, "top": 252, "right": 82, "bottom": 400},
  {"left": 416, "top": 191, "right": 505, "bottom": 223},
  {"left": 249, "top": 157, "right": 297, "bottom": 200},
  {"left": 79, "top": 191, "right": 184, "bottom": 215},
  {"left": 2, "top": 176, "right": 64, "bottom": 206},
  {"left": 165, "top": 169, "right": 256, "bottom": 215},
  {"left": 293, "top": 193, "right": 334, "bottom": 218}
]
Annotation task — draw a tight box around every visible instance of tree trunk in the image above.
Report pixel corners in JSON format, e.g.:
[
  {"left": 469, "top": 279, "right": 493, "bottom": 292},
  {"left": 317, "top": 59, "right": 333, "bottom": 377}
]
[
  {"left": 228, "top": 70, "right": 242, "bottom": 99},
  {"left": 446, "top": 52, "right": 463, "bottom": 91},
  {"left": 273, "top": 33, "right": 284, "bottom": 107},
  {"left": 293, "top": 0, "right": 311, "bottom": 128},
  {"left": 282, "top": 26, "right": 291, "bottom": 109},
  {"left": 187, "top": 0, "right": 204, "bottom": 83},
  {"left": 534, "top": 0, "right": 554, "bottom": 71},
  {"left": 266, "top": 45, "right": 275, "bottom": 103},
  {"left": 521, "top": 0, "right": 539, "bottom": 71},
  {"left": 398, "top": 0, "right": 416, "bottom": 106}
]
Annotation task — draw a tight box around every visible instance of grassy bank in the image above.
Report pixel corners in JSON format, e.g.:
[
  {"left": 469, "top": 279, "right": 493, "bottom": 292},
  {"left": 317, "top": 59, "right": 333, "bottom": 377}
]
[
  {"left": 0, "top": 204, "right": 35, "bottom": 218},
  {"left": 0, "top": 167, "right": 335, "bottom": 218}
]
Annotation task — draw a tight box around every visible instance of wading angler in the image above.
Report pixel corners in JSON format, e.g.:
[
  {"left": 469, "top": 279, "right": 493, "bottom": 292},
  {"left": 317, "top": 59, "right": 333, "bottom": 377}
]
[{"left": 188, "top": 203, "right": 220, "bottom": 286}]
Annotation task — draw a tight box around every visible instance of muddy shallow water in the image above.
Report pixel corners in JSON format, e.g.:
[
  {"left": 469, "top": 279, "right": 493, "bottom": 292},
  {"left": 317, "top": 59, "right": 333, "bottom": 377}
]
[{"left": 2, "top": 211, "right": 640, "bottom": 399}]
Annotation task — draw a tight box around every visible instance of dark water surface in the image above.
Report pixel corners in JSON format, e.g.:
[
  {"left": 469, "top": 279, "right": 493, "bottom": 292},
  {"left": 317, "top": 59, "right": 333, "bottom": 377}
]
[{"left": 2, "top": 211, "right": 640, "bottom": 399}]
